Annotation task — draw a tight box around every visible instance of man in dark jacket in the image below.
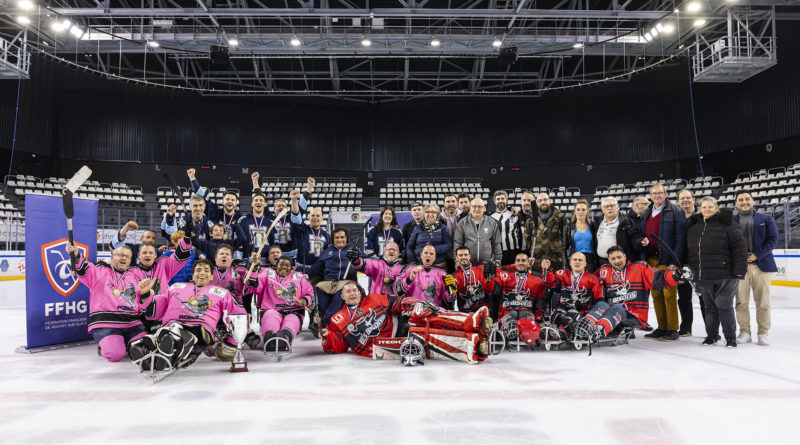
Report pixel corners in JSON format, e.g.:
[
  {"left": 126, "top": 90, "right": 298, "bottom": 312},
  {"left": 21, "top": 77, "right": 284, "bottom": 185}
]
[
  {"left": 685, "top": 198, "right": 747, "bottom": 348},
  {"left": 733, "top": 191, "right": 778, "bottom": 346},
  {"left": 595, "top": 197, "right": 646, "bottom": 264},
  {"left": 524, "top": 192, "right": 567, "bottom": 270},
  {"left": 402, "top": 202, "right": 424, "bottom": 245},
  {"left": 640, "top": 183, "right": 686, "bottom": 342}
]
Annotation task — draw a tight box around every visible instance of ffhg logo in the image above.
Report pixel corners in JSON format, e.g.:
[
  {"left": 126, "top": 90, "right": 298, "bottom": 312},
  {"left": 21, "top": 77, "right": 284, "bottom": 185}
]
[{"left": 41, "top": 239, "right": 89, "bottom": 297}]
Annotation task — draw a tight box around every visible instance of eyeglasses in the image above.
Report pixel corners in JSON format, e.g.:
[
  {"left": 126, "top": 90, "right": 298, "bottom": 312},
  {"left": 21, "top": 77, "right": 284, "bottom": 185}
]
[
  {"left": 650, "top": 192, "right": 666, "bottom": 196},
  {"left": 602, "top": 204, "right": 618, "bottom": 208},
  {"left": 113, "top": 253, "right": 131, "bottom": 259},
  {"left": 470, "top": 205, "right": 485, "bottom": 209}
]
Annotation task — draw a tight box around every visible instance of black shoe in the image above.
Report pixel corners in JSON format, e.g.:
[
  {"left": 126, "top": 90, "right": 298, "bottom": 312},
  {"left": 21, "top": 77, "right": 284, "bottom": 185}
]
[
  {"left": 659, "top": 331, "right": 680, "bottom": 342},
  {"left": 277, "top": 328, "right": 294, "bottom": 351},
  {"left": 308, "top": 313, "right": 320, "bottom": 338},
  {"left": 701, "top": 336, "right": 718, "bottom": 346},
  {"left": 725, "top": 337, "right": 737, "bottom": 348},
  {"left": 244, "top": 332, "right": 261, "bottom": 350},
  {"left": 678, "top": 330, "right": 692, "bottom": 337},
  {"left": 644, "top": 329, "right": 666, "bottom": 339}
]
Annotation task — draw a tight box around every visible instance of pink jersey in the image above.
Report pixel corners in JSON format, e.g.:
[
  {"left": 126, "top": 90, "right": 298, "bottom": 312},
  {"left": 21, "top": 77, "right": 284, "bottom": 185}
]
[
  {"left": 130, "top": 238, "right": 191, "bottom": 297},
  {"left": 395, "top": 265, "right": 452, "bottom": 308},
  {"left": 357, "top": 258, "right": 409, "bottom": 295},
  {"left": 256, "top": 269, "right": 314, "bottom": 312},
  {"left": 74, "top": 255, "right": 146, "bottom": 332},
  {"left": 143, "top": 282, "right": 245, "bottom": 340},
  {"left": 210, "top": 265, "right": 254, "bottom": 304}
]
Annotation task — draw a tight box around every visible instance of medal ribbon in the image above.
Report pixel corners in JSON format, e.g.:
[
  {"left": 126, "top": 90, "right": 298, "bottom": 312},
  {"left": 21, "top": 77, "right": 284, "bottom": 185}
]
[
  {"left": 112, "top": 269, "right": 128, "bottom": 293},
  {"left": 612, "top": 265, "right": 627, "bottom": 285},
  {"left": 513, "top": 272, "right": 526, "bottom": 295},
  {"left": 215, "top": 267, "right": 230, "bottom": 283},
  {"left": 571, "top": 271, "right": 585, "bottom": 293}
]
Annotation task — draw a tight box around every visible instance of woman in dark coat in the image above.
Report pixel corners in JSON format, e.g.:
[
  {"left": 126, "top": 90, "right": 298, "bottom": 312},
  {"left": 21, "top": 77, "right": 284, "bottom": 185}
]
[
  {"left": 406, "top": 203, "right": 453, "bottom": 269},
  {"left": 685, "top": 197, "right": 747, "bottom": 348}
]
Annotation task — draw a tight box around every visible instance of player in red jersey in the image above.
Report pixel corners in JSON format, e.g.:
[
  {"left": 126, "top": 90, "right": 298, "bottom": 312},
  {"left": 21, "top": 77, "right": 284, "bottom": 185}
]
[
  {"left": 451, "top": 247, "right": 496, "bottom": 312},
  {"left": 595, "top": 245, "right": 681, "bottom": 329}
]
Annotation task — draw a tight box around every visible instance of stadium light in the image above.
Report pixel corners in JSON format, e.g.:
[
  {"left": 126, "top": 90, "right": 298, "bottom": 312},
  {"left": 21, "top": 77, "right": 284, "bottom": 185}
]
[
  {"left": 16, "top": 16, "right": 31, "bottom": 25},
  {"left": 656, "top": 23, "right": 664, "bottom": 33},
  {"left": 430, "top": 38, "right": 441, "bottom": 47},
  {"left": 51, "top": 19, "right": 70, "bottom": 32},
  {"left": 290, "top": 37, "right": 301, "bottom": 47},
  {"left": 663, "top": 23, "right": 676, "bottom": 34},
  {"left": 573, "top": 42, "right": 583, "bottom": 49},
  {"left": 18, "top": 0, "right": 34, "bottom": 10},
  {"left": 492, "top": 39, "right": 502, "bottom": 47},
  {"left": 147, "top": 41, "right": 160, "bottom": 48},
  {"left": 69, "top": 25, "right": 85, "bottom": 38},
  {"left": 228, "top": 38, "right": 239, "bottom": 47},
  {"left": 694, "top": 18, "right": 707, "bottom": 27},
  {"left": 686, "top": 1, "right": 702, "bottom": 12},
  {"left": 361, "top": 38, "right": 371, "bottom": 47},
  {"left": 644, "top": 32, "right": 653, "bottom": 42}
]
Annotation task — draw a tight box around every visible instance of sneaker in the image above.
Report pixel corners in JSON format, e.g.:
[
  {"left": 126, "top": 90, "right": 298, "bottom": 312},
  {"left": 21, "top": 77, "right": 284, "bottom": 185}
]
[
  {"left": 736, "top": 332, "right": 752, "bottom": 344},
  {"left": 725, "top": 337, "right": 737, "bottom": 348},
  {"left": 757, "top": 334, "right": 770, "bottom": 346},
  {"left": 678, "top": 330, "right": 692, "bottom": 337},
  {"left": 659, "top": 330, "right": 680, "bottom": 342},
  {"left": 644, "top": 329, "right": 666, "bottom": 339},
  {"left": 701, "top": 336, "right": 718, "bottom": 346}
]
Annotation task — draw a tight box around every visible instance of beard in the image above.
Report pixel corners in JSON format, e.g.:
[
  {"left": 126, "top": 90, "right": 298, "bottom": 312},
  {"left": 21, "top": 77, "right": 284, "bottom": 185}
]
[
  {"left": 495, "top": 202, "right": 506, "bottom": 212},
  {"left": 537, "top": 204, "right": 550, "bottom": 213}
]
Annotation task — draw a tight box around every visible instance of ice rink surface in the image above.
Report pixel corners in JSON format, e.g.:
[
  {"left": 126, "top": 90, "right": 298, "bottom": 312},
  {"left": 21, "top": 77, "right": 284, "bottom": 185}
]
[{"left": 1, "top": 280, "right": 799, "bottom": 445}]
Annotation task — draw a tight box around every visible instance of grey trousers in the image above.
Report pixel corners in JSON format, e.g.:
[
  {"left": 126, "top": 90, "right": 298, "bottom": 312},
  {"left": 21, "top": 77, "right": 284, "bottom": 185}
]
[{"left": 697, "top": 279, "right": 739, "bottom": 339}]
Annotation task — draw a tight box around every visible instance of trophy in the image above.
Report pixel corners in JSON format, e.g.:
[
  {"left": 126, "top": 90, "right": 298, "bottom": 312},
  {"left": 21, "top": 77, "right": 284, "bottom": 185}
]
[{"left": 227, "top": 313, "right": 250, "bottom": 372}]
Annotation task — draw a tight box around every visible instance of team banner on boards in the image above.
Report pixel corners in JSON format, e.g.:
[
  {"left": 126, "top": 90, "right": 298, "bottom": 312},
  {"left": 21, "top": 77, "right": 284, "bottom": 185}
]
[{"left": 24, "top": 195, "right": 97, "bottom": 349}]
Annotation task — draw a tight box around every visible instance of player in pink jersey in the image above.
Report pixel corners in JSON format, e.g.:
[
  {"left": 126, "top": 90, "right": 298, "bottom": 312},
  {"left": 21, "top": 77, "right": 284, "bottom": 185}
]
[
  {"left": 256, "top": 257, "right": 315, "bottom": 352},
  {"left": 395, "top": 244, "right": 457, "bottom": 308},
  {"left": 129, "top": 259, "right": 246, "bottom": 372},
  {"left": 348, "top": 241, "right": 409, "bottom": 295},
  {"left": 67, "top": 242, "right": 147, "bottom": 362}
]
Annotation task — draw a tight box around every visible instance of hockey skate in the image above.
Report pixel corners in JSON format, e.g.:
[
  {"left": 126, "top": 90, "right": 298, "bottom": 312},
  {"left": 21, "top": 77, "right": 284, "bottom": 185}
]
[
  {"left": 538, "top": 322, "right": 566, "bottom": 351},
  {"left": 487, "top": 324, "right": 506, "bottom": 355},
  {"left": 263, "top": 329, "right": 292, "bottom": 361},
  {"left": 129, "top": 336, "right": 178, "bottom": 383}
]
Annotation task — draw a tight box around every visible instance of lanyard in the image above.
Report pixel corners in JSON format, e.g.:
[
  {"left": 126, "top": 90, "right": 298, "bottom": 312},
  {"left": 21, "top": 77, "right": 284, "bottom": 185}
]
[
  {"left": 462, "top": 265, "right": 475, "bottom": 287},
  {"left": 571, "top": 271, "right": 585, "bottom": 293},
  {"left": 513, "top": 272, "right": 526, "bottom": 295},
  {"left": 612, "top": 265, "right": 627, "bottom": 284},
  {"left": 346, "top": 305, "right": 360, "bottom": 322},
  {"left": 112, "top": 269, "right": 128, "bottom": 289},
  {"left": 215, "top": 267, "right": 230, "bottom": 282},
  {"left": 312, "top": 227, "right": 322, "bottom": 244},
  {"left": 222, "top": 213, "right": 235, "bottom": 230},
  {"left": 383, "top": 229, "right": 392, "bottom": 244},
  {"left": 253, "top": 214, "right": 265, "bottom": 232}
]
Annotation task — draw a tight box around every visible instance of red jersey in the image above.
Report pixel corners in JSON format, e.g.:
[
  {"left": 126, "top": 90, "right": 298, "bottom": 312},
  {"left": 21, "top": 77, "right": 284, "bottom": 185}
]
[
  {"left": 323, "top": 294, "right": 415, "bottom": 357},
  {"left": 492, "top": 269, "right": 555, "bottom": 319},
  {"left": 595, "top": 261, "right": 679, "bottom": 323},
  {"left": 452, "top": 264, "right": 496, "bottom": 312},
  {"left": 553, "top": 269, "right": 604, "bottom": 314}
]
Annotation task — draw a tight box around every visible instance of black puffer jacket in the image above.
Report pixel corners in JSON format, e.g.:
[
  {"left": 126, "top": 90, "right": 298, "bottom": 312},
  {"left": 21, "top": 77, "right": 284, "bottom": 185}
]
[{"left": 685, "top": 208, "right": 747, "bottom": 281}]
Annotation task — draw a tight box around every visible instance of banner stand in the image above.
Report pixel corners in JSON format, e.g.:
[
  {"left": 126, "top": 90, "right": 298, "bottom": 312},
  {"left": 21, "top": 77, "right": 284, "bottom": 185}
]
[{"left": 15, "top": 339, "right": 96, "bottom": 354}]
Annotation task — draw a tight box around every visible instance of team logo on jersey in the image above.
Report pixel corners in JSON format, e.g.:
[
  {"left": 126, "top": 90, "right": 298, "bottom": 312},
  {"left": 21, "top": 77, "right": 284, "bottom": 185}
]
[
  {"left": 183, "top": 295, "right": 212, "bottom": 316},
  {"left": 41, "top": 239, "right": 89, "bottom": 297},
  {"left": 347, "top": 308, "right": 386, "bottom": 345}
]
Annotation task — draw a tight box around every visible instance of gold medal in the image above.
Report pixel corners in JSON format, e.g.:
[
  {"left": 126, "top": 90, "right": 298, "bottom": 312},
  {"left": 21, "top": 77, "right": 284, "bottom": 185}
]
[
  {"left": 190, "top": 297, "right": 198, "bottom": 306},
  {"left": 383, "top": 277, "right": 391, "bottom": 284},
  {"left": 415, "top": 266, "right": 423, "bottom": 272},
  {"left": 277, "top": 289, "right": 283, "bottom": 296},
  {"left": 113, "top": 289, "right": 121, "bottom": 296}
]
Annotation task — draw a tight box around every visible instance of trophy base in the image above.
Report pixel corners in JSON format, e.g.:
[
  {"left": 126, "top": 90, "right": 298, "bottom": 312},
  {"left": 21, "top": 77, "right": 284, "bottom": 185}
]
[{"left": 230, "top": 361, "right": 249, "bottom": 372}]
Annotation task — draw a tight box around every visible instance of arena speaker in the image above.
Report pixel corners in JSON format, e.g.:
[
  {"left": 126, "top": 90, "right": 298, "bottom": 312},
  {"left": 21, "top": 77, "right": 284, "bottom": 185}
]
[
  {"left": 210, "top": 45, "right": 230, "bottom": 65},
  {"left": 498, "top": 47, "right": 518, "bottom": 67}
]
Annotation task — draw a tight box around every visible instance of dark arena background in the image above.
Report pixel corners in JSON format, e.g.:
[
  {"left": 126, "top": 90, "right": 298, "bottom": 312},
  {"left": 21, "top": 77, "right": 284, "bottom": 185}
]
[{"left": 1, "top": 1, "right": 800, "bottom": 444}]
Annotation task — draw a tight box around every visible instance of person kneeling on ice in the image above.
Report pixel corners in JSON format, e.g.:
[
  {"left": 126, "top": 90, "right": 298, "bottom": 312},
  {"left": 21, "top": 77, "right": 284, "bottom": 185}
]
[
  {"left": 549, "top": 252, "right": 624, "bottom": 342},
  {"left": 256, "top": 257, "right": 315, "bottom": 353},
  {"left": 129, "top": 259, "right": 247, "bottom": 372},
  {"left": 67, "top": 242, "right": 148, "bottom": 362},
  {"left": 595, "top": 245, "right": 683, "bottom": 333}
]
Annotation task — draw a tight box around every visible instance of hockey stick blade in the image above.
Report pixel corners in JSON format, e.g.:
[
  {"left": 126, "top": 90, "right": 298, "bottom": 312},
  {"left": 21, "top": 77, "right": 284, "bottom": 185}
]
[
  {"left": 648, "top": 233, "right": 684, "bottom": 267},
  {"left": 63, "top": 166, "right": 92, "bottom": 194}
]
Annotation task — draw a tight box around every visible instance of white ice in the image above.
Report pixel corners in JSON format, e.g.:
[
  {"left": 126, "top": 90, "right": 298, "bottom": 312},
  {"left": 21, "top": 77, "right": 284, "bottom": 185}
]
[{"left": 1, "top": 280, "right": 799, "bottom": 445}]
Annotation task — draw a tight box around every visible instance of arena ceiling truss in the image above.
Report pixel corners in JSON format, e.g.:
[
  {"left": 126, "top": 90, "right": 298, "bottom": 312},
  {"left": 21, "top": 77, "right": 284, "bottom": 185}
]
[{"left": 1, "top": 0, "right": 799, "bottom": 102}]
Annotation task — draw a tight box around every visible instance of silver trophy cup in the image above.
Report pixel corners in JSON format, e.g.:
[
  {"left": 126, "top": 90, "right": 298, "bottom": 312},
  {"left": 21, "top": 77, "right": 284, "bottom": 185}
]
[{"left": 227, "top": 313, "right": 250, "bottom": 372}]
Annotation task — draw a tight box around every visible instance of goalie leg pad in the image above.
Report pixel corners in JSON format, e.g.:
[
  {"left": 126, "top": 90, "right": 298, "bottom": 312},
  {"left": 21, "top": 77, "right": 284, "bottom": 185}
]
[
  {"left": 409, "top": 330, "right": 484, "bottom": 364},
  {"left": 422, "top": 306, "right": 492, "bottom": 336}
]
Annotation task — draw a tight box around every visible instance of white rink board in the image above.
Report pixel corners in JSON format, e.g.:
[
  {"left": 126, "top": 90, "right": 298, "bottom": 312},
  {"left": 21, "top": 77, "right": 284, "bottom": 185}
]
[{"left": 1, "top": 280, "right": 799, "bottom": 444}]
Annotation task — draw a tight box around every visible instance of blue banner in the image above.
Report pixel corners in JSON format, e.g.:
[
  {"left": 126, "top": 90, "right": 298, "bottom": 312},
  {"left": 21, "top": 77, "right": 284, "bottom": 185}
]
[{"left": 25, "top": 195, "right": 98, "bottom": 349}]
